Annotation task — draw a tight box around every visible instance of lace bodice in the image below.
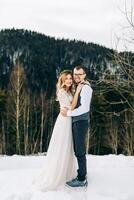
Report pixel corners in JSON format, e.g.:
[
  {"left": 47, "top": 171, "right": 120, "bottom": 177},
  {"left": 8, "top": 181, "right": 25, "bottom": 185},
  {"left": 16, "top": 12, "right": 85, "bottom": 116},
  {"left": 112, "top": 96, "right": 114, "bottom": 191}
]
[{"left": 57, "top": 89, "right": 73, "bottom": 109}]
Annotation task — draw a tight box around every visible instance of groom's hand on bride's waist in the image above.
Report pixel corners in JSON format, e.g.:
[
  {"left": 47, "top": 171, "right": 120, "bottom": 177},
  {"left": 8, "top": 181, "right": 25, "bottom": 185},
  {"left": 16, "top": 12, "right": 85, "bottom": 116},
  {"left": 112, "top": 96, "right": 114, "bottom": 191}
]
[{"left": 60, "top": 107, "right": 67, "bottom": 117}]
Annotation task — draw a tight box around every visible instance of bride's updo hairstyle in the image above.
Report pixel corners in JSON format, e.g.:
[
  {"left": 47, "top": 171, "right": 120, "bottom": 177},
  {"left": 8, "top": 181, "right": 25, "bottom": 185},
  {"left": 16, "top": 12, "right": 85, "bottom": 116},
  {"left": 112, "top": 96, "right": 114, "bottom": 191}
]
[{"left": 56, "top": 70, "right": 74, "bottom": 94}]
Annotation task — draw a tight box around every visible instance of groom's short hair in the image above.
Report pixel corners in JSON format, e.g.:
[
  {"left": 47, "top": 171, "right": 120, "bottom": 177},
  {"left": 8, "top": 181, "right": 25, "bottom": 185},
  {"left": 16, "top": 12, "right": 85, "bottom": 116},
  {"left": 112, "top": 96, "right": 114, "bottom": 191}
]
[{"left": 73, "top": 65, "right": 87, "bottom": 74}]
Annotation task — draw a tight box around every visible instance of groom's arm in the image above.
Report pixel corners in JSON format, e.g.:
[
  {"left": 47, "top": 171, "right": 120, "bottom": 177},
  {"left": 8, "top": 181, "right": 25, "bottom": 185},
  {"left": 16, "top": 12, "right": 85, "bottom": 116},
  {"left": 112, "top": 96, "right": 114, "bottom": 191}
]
[{"left": 67, "top": 85, "right": 92, "bottom": 117}]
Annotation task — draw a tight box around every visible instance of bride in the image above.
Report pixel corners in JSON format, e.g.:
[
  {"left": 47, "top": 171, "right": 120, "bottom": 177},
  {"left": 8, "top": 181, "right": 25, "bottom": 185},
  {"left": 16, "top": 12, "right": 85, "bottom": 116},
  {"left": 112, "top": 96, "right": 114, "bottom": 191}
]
[{"left": 33, "top": 70, "right": 82, "bottom": 191}]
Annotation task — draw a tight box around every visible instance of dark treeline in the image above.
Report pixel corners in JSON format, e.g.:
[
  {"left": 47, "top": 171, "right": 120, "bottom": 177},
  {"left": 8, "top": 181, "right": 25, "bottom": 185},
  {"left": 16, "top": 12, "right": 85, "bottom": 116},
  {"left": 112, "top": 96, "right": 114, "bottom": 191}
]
[{"left": 0, "top": 28, "right": 133, "bottom": 155}]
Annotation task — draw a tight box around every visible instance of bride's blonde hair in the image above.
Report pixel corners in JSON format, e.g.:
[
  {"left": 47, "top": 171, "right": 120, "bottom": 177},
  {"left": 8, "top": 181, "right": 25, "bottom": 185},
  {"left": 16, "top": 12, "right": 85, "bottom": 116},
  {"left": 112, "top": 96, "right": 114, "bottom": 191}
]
[{"left": 56, "top": 70, "right": 75, "bottom": 95}]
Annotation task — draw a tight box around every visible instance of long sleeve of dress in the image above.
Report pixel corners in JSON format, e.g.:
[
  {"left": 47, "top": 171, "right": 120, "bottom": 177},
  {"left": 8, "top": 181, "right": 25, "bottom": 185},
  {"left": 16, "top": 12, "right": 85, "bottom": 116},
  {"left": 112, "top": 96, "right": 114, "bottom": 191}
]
[{"left": 57, "top": 89, "right": 72, "bottom": 110}]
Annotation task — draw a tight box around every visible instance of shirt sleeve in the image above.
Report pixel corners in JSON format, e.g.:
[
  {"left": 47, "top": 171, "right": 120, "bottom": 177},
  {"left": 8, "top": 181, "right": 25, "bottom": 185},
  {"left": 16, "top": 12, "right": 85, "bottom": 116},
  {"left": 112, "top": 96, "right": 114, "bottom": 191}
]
[{"left": 67, "top": 85, "right": 93, "bottom": 117}]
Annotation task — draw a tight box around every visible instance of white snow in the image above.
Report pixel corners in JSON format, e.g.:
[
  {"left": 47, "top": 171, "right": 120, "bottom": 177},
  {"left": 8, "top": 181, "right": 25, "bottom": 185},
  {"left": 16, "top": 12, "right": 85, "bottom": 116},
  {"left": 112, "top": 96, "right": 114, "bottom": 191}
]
[{"left": 0, "top": 154, "right": 134, "bottom": 200}]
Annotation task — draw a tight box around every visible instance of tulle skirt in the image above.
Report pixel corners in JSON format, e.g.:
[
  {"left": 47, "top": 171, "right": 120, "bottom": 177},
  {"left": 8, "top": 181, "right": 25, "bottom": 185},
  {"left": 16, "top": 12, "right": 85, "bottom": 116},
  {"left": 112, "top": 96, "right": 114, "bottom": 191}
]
[{"left": 33, "top": 113, "right": 77, "bottom": 191}]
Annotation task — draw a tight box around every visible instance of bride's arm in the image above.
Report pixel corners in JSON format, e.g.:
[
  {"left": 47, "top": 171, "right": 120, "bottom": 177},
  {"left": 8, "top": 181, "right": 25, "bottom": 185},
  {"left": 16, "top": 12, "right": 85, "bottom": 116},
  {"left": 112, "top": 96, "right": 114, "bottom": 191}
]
[{"left": 70, "top": 85, "right": 82, "bottom": 111}]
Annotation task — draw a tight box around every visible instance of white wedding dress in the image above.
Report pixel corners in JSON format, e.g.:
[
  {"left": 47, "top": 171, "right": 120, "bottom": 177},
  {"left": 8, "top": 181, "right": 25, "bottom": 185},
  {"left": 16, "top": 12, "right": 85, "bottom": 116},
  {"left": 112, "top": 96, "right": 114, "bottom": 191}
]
[{"left": 33, "top": 88, "right": 77, "bottom": 191}]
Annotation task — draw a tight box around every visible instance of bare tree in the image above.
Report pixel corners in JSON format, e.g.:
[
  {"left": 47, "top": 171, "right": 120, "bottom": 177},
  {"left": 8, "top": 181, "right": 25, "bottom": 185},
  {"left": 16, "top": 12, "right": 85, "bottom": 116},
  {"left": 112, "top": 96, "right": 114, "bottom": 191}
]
[
  {"left": 39, "top": 90, "right": 48, "bottom": 152},
  {"left": 31, "top": 91, "right": 49, "bottom": 154},
  {"left": 105, "top": 115, "right": 118, "bottom": 154},
  {"left": 23, "top": 94, "right": 30, "bottom": 155},
  {"left": 8, "top": 60, "right": 27, "bottom": 154},
  {"left": 119, "top": 109, "right": 134, "bottom": 155},
  {"left": 104, "top": 0, "right": 134, "bottom": 155},
  {"left": 0, "top": 89, "right": 6, "bottom": 154}
]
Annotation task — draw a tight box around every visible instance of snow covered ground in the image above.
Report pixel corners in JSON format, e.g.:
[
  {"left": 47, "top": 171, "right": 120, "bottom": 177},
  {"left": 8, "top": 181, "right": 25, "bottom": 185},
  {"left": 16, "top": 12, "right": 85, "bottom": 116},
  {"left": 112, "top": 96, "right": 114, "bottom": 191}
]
[{"left": 0, "top": 154, "right": 134, "bottom": 200}]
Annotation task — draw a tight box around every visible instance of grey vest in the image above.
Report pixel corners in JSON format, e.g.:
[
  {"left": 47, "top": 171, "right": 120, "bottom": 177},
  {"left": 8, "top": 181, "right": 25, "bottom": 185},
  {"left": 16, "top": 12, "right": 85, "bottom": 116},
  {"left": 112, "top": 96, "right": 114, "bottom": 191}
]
[{"left": 72, "top": 83, "right": 90, "bottom": 123}]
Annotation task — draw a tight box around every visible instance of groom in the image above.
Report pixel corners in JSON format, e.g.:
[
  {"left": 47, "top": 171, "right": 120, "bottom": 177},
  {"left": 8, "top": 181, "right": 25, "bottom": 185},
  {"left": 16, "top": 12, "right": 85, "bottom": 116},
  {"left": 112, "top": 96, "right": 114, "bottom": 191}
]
[{"left": 61, "top": 65, "right": 93, "bottom": 187}]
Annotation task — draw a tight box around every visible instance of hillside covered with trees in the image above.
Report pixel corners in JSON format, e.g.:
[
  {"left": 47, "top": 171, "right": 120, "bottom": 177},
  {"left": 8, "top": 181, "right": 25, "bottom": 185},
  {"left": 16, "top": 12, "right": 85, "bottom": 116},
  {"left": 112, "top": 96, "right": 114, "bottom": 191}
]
[{"left": 0, "top": 29, "right": 133, "bottom": 155}]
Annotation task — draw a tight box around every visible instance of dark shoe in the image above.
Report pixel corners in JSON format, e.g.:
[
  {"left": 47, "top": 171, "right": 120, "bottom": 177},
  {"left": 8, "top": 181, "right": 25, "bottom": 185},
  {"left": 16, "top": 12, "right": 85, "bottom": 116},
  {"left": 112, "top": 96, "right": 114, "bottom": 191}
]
[
  {"left": 66, "top": 178, "right": 88, "bottom": 187},
  {"left": 66, "top": 177, "right": 78, "bottom": 185}
]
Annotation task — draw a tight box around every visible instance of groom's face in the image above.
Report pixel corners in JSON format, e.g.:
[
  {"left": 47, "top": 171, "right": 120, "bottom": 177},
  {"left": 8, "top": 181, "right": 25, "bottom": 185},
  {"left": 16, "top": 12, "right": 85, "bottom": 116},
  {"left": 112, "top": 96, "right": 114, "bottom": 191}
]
[{"left": 73, "top": 68, "right": 86, "bottom": 84}]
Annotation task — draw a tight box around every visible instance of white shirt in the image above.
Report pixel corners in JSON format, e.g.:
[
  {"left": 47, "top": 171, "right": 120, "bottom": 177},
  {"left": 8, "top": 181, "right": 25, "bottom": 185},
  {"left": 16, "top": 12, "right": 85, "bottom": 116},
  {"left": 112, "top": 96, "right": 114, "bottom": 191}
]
[{"left": 67, "top": 85, "right": 93, "bottom": 117}]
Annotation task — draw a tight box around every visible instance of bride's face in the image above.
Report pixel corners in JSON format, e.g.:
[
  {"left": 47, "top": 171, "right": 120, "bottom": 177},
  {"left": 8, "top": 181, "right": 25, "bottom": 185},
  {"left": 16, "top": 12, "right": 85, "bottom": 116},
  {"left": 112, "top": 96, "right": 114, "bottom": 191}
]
[{"left": 64, "top": 74, "right": 73, "bottom": 88}]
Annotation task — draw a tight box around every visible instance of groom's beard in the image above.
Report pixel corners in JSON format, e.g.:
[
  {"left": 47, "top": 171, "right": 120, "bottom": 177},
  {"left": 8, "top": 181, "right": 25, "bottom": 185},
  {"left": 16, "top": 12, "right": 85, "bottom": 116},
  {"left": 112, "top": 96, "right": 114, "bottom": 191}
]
[{"left": 75, "top": 80, "right": 84, "bottom": 86}]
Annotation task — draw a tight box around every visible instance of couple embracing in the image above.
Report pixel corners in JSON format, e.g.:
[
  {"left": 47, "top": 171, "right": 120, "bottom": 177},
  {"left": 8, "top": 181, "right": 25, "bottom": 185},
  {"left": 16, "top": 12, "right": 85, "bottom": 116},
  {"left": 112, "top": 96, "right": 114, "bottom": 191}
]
[{"left": 34, "top": 65, "right": 93, "bottom": 191}]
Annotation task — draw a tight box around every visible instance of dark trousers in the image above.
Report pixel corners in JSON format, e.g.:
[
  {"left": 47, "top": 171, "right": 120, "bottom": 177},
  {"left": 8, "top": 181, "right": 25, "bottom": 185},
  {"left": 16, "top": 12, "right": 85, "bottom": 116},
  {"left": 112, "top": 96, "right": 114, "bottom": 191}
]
[{"left": 72, "top": 120, "right": 88, "bottom": 181}]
